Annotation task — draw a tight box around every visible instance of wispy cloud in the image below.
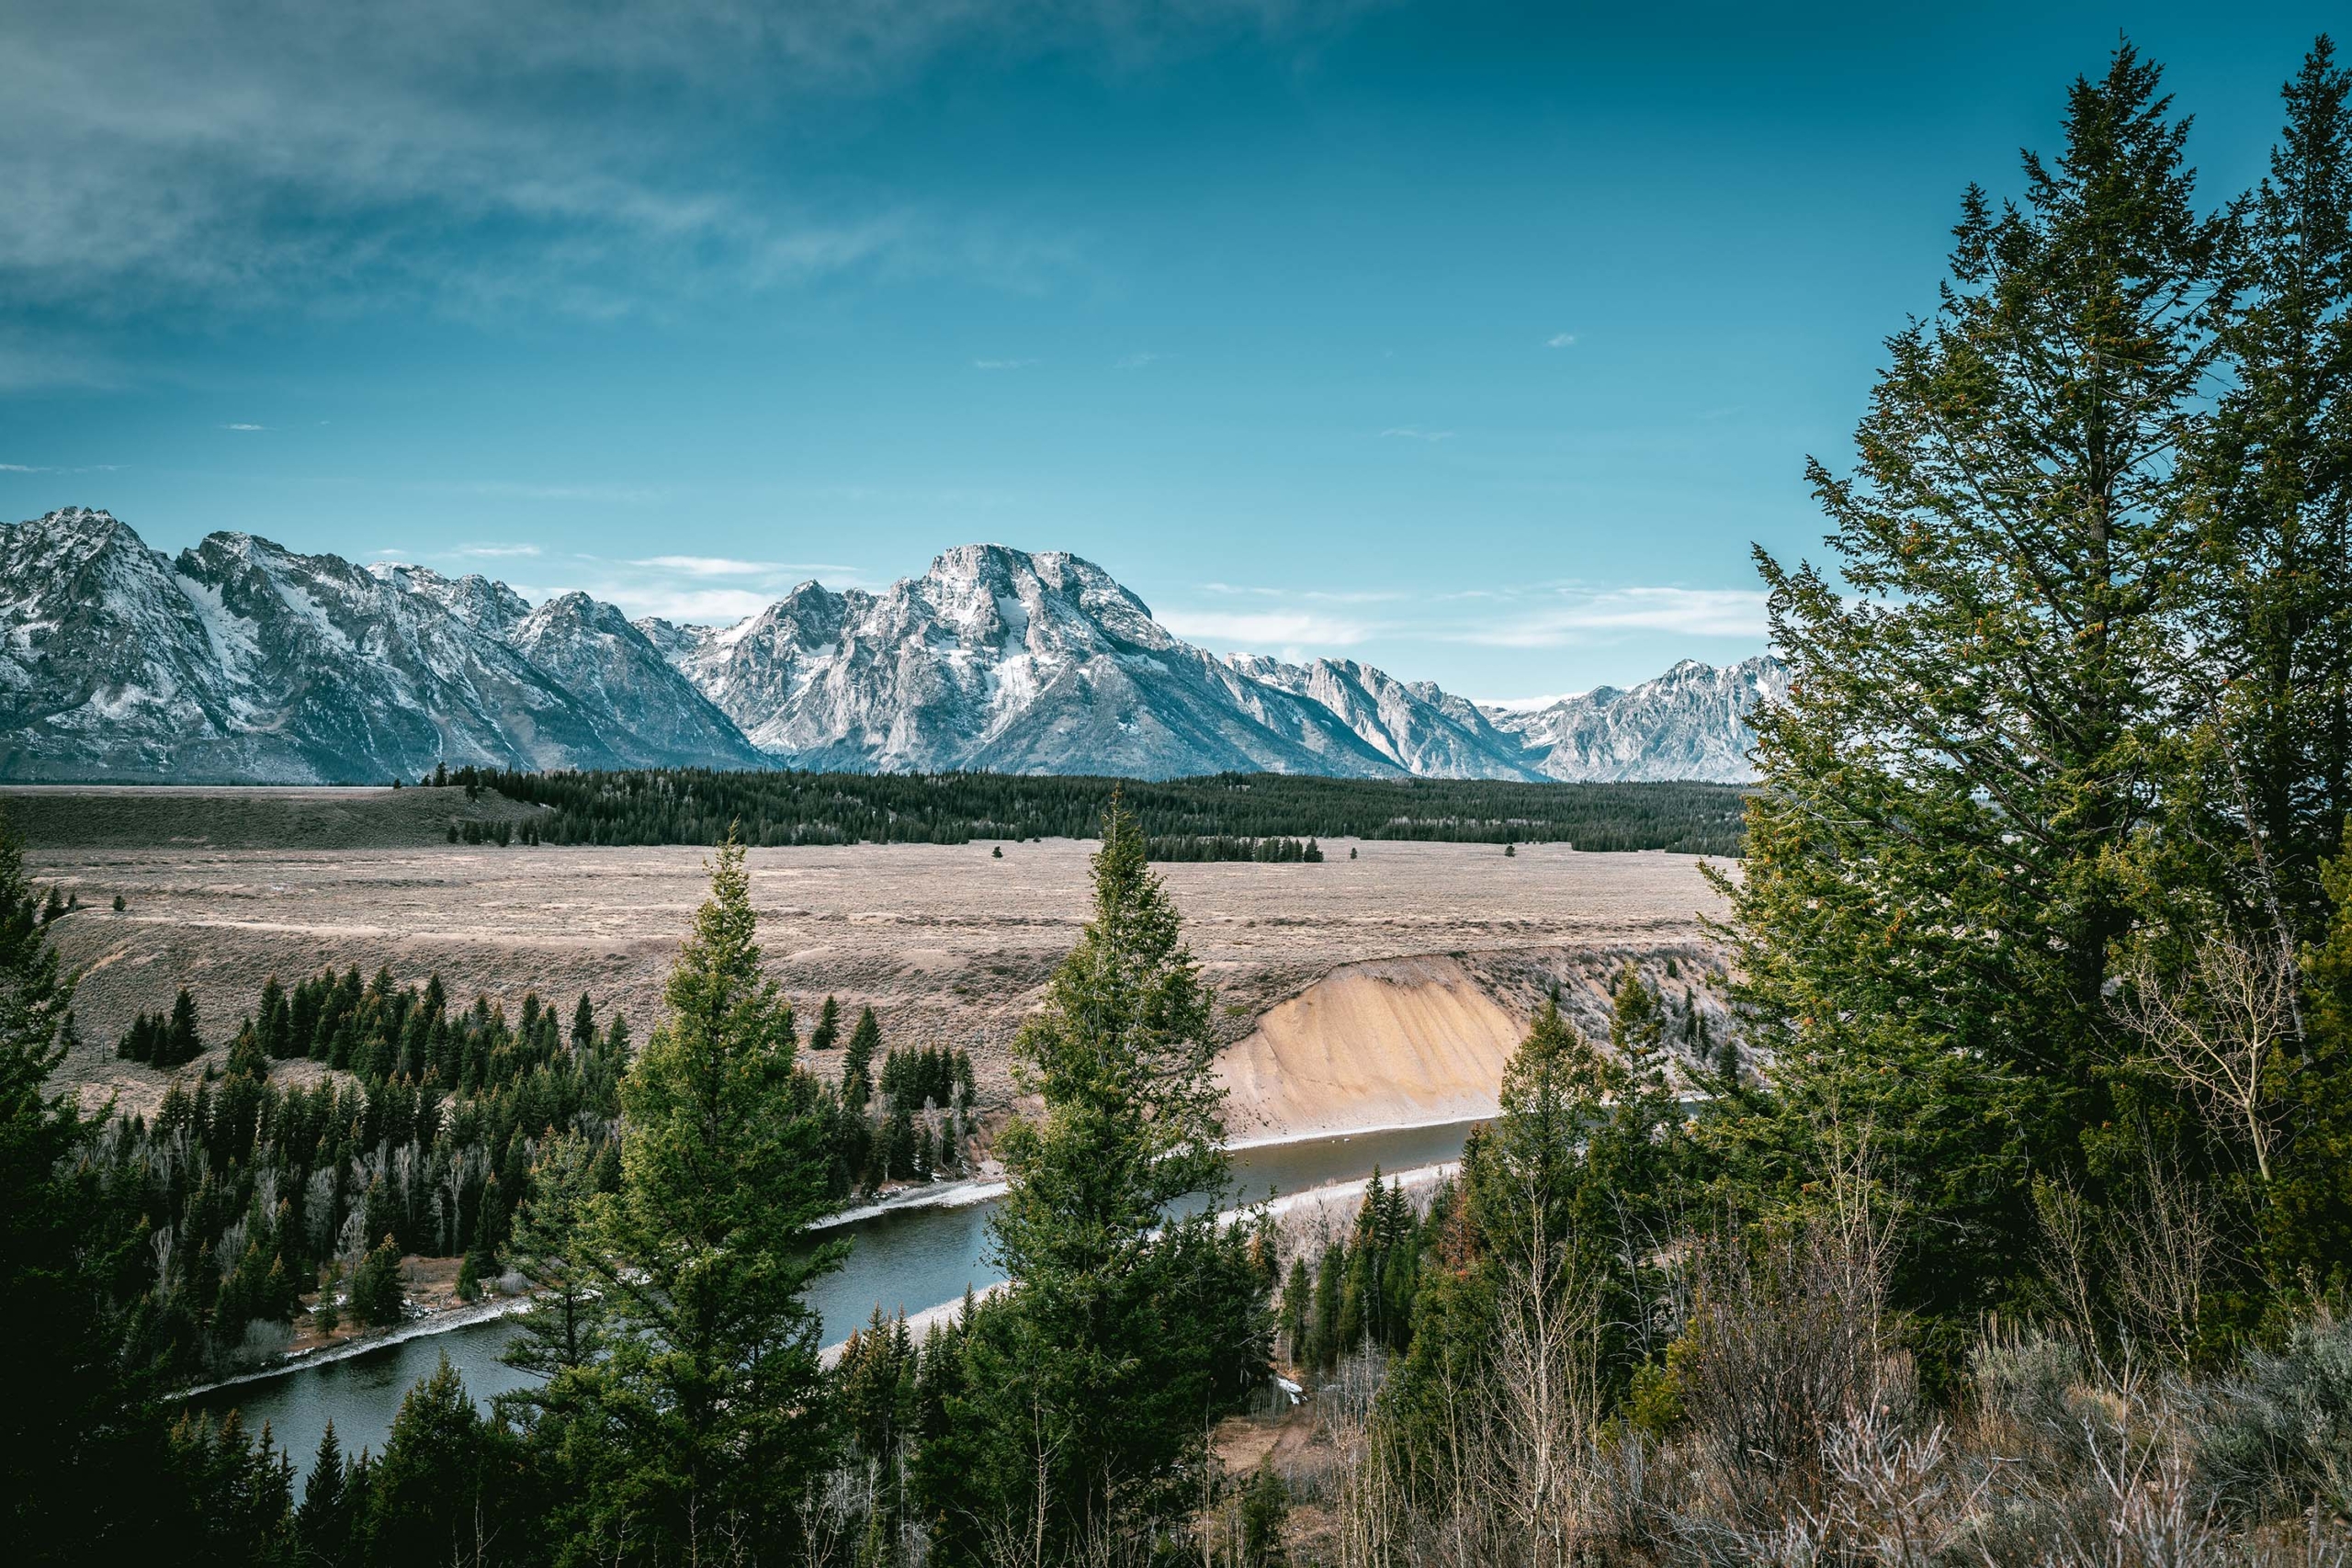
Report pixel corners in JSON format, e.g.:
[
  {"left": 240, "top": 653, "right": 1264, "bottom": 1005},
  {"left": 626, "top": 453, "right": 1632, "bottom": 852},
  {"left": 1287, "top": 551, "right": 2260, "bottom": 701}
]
[
  {"left": 1, "top": 1, "right": 1214, "bottom": 321},
  {"left": 1544, "top": 333, "right": 1577, "bottom": 348},
  {"left": 1159, "top": 608, "right": 1379, "bottom": 648},
  {"left": 1477, "top": 691, "right": 1586, "bottom": 712},
  {"left": 222, "top": 423, "right": 266, "bottom": 431},
  {"left": 633, "top": 554, "right": 860, "bottom": 579},
  {"left": 453, "top": 542, "right": 541, "bottom": 558},
  {"left": 1200, "top": 581, "right": 1402, "bottom": 605},
  {"left": 1114, "top": 351, "right": 1160, "bottom": 369},
  {"left": 1454, "top": 586, "right": 1770, "bottom": 648},
  {"left": 1379, "top": 427, "right": 1453, "bottom": 442},
  {"left": 492, "top": 548, "right": 883, "bottom": 625},
  {"left": 973, "top": 357, "right": 1037, "bottom": 370}
]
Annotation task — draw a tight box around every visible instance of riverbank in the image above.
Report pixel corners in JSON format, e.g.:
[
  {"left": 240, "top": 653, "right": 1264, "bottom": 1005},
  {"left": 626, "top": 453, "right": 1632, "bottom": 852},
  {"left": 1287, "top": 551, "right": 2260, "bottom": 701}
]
[
  {"left": 186, "top": 1118, "right": 1486, "bottom": 1481},
  {"left": 181, "top": 1293, "right": 533, "bottom": 1400}
]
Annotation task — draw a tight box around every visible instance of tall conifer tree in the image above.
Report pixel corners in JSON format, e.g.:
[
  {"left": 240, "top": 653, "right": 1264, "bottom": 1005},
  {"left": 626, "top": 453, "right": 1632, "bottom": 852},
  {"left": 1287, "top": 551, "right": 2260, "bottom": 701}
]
[
  {"left": 936, "top": 799, "right": 1266, "bottom": 1560},
  {"left": 1720, "top": 43, "right": 2234, "bottom": 1343},
  {"left": 556, "top": 832, "right": 844, "bottom": 1561}
]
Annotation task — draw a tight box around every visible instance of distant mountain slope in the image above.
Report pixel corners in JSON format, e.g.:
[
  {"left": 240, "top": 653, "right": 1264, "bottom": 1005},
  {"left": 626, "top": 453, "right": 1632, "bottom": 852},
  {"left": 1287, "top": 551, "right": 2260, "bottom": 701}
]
[
  {"left": 0, "top": 508, "right": 766, "bottom": 781},
  {"left": 2, "top": 509, "right": 1780, "bottom": 783},
  {"left": 1482, "top": 657, "right": 1788, "bottom": 783}
]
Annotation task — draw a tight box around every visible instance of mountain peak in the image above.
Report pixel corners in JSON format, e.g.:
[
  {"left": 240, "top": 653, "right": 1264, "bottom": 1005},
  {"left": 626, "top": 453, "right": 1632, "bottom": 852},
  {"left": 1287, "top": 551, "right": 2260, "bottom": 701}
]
[{"left": 2, "top": 510, "right": 1778, "bottom": 784}]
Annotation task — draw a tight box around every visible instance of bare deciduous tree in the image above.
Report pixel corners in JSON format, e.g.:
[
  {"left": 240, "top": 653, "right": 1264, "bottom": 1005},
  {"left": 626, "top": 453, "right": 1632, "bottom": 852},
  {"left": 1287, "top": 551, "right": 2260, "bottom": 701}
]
[{"left": 2114, "top": 931, "right": 2298, "bottom": 1182}]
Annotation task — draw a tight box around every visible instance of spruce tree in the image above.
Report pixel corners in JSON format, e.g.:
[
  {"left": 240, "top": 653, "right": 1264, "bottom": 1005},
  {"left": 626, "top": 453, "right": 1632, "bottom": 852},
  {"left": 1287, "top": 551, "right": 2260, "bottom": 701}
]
[
  {"left": 842, "top": 1004, "right": 878, "bottom": 1111},
  {"left": 809, "top": 993, "right": 841, "bottom": 1051},
  {"left": 942, "top": 799, "right": 1267, "bottom": 1556},
  {"left": 501, "top": 1130, "right": 606, "bottom": 1386},
  {"left": 297, "top": 1424, "right": 354, "bottom": 1565},
  {"left": 164, "top": 987, "right": 202, "bottom": 1067},
  {"left": 1719, "top": 42, "right": 2235, "bottom": 1347},
  {"left": 557, "top": 832, "right": 844, "bottom": 1561},
  {"left": 2193, "top": 38, "right": 2352, "bottom": 931}
]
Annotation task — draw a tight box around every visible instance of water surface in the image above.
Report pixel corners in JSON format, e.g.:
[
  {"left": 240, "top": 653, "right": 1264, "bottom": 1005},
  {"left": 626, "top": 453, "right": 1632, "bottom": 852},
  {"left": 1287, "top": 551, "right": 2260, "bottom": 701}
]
[{"left": 192, "top": 1117, "right": 1482, "bottom": 1473}]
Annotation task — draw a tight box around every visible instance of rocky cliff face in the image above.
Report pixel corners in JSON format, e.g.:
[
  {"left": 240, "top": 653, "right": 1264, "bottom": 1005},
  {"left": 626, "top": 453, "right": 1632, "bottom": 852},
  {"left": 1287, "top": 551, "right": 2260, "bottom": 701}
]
[{"left": 3, "top": 509, "right": 1781, "bottom": 783}]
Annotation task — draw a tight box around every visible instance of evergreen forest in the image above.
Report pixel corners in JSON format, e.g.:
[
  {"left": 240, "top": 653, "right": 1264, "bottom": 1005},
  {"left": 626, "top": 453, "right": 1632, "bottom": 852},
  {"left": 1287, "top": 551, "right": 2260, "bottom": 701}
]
[{"left": 461, "top": 767, "right": 1749, "bottom": 856}]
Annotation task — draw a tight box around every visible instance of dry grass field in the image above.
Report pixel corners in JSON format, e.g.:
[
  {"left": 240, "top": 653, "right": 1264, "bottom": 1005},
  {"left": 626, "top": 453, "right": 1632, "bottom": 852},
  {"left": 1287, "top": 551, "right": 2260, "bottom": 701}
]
[{"left": 9, "top": 787, "right": 1732, "bottom": 1134}]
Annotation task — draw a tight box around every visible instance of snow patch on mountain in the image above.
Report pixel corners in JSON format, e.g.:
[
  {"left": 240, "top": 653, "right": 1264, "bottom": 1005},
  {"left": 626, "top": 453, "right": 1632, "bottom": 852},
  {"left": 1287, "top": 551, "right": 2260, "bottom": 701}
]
[{"left": 3, "top": 510, "right": 1781, "bottom": 784}]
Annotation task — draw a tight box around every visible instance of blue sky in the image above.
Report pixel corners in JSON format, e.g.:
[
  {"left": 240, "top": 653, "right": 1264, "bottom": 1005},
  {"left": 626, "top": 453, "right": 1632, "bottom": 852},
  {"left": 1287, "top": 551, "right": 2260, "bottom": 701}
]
[{"left": 3, "top": 2, "right": 2340, "bottom": 702}]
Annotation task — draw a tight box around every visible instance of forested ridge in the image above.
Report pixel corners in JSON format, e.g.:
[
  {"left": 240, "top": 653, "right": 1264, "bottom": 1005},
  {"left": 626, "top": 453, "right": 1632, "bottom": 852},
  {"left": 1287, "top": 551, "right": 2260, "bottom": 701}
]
[
  {"left": 7, "top": 33, "right": 2352, "bottom": 1568},
  {"left": 469, "top": 767, "right": 1749, "bottom": 855}
]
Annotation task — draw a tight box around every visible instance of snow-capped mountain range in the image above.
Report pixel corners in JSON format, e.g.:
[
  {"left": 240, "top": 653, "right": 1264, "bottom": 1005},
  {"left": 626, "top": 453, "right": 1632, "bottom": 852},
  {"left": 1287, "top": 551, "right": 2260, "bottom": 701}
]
[{"left": 0, "top": 509, "right": 1784, "bottom": 784}]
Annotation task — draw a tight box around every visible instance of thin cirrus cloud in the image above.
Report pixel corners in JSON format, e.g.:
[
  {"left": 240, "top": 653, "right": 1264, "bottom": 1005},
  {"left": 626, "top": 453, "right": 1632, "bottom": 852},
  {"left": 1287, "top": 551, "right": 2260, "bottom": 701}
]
[
  {"left": 221, "top": 423, "right": 266, "bottom": 431},
  {"left": 447, "top": 480, "right": 666, "bottom": 504},
  {"left": 633, "top": 554, "right": 861, "bottom": 580},
  {"left": 1545, "top": 333, "right": 1577, "bottom": 348},
  {"left": 1159, "top": 607, "right": 1380, "bottom": 649},
  {"left": 1166, "top": 580, "right": 1767, "bottom": 661},
  {"left": 1457, "top": 586, "right": 1770, "bottom": 647},
  {"left": 1, "top": 0, "right": 1231, "bottom": 338},
  {"left": 1198, "top": 581, "right": 1402, "bottom": 606},
  {"left": 1379, "top": 427, "right": 1453, "bottom": 442},
  {"left": 973, "top": 357, "right": 1038, "bottom": 370}
]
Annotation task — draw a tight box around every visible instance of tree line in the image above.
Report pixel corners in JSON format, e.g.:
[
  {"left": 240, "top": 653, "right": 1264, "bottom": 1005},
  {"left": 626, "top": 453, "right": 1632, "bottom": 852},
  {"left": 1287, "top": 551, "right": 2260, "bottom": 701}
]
[{"left": 455, "top": 766, "right": 1747, "bottom": 855}]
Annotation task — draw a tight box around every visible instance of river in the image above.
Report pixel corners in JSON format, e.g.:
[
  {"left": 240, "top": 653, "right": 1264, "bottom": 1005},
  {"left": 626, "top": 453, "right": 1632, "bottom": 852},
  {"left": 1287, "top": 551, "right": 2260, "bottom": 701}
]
[{"left": 189, "top": 1118, "right": 1482, "bottom": 1474}]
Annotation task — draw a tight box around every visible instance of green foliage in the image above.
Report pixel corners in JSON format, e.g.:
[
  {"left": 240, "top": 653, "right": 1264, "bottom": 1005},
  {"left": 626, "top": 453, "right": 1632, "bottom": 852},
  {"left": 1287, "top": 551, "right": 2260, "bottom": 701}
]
[
  {"left": 96, "top": 970, "right": 630, "bottom": 1377},
  {"left": 482, "top": 766, "right": 1751, "bottom": 854},
  {"left": 1145, "top": 834, "right": 1321, "bottom": 863},
  {"left": 358, "top": 1358, "right": 536, "bottom": 1567},
  {"left": 533, "top": 832, "right": 846, "bottom": 1562},
  {"left": 501, "top": 1129, "right": 607, "bottom": 1386},
  {"left": 1237, "top": 1461, "right": 1291, "bottom": 1566},
  {"left": 346, "top": 1235, "right": 404, "bottom": 1327},
  {"left": 1717, "top": 43, "right": 2244, "bottom": 1354},
  {"left": 2192, "top": 38, "right": 2352, "bottom": 933},
  {"left": 923, "top": 798, "right": 1271, "bottom": 1561},
  {"left": 0, "top": 808, "right": 171, "bottom": 1562}
]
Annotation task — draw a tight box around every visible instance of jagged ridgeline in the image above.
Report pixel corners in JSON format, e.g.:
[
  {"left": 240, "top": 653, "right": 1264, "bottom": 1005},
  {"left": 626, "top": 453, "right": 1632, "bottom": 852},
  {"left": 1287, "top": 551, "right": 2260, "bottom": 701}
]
[{"left": 481, "top": 768, "right": 1748, "bottom": 855}]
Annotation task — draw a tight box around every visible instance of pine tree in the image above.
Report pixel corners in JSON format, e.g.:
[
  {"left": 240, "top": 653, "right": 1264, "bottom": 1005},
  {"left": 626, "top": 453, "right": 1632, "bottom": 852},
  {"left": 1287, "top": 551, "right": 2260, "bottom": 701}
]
[
  {"left": 297, "top": 1424, "right": 355, "bottom": 1566},
  {"left": 555, "top": 832, "right": 845, "bottom": 1561},
  {"left": 1719, "top": 42, "right": 2235, "bottom": 1347},
  {"left": 2193, "top": 38, "right": 2352, "bottom": 931},
  {"left": 502, "top": 1129, "right": 606, "bottom": 1386},
  {"left": 809, "top": 994, "right": 842, "bottom": 1051},
  {"left": 942, "top": 798, "right": 1268, "bottom": 1556},
  {"left": 348, "top": 1235, "right": 404, "bottom": 1326},
  {"left": 1281, "top": 1257, "right": 1312, "bottom": 1364},
  {"left": 842, "top": 1005, "right": 878, "bottom": 1111},
  {"left": 164, "top": 987, "right": 202, "bottom": 1067}
]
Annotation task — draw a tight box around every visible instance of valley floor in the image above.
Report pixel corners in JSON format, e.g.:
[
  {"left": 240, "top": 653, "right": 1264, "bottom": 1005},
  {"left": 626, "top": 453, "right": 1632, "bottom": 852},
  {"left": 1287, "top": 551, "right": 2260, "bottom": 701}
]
[{"left": 14, "top": 793, "right": 1731, "bottom": 1134}]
